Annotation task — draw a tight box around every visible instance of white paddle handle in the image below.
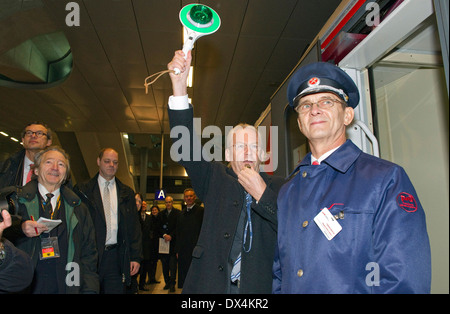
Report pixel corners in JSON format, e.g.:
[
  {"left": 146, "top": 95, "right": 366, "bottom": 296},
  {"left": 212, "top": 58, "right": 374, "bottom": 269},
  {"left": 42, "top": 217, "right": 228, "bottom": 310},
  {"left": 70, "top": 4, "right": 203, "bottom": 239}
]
[{"left": 174, "top": 33, "right": 196, "bottom": 75}]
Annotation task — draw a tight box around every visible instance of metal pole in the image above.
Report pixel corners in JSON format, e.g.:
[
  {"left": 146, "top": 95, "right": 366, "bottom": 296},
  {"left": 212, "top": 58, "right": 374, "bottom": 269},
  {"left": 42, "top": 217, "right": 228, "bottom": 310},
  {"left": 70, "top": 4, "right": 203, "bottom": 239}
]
[{"left": 159, "top": 133, "right": 164, "bottom": 190}]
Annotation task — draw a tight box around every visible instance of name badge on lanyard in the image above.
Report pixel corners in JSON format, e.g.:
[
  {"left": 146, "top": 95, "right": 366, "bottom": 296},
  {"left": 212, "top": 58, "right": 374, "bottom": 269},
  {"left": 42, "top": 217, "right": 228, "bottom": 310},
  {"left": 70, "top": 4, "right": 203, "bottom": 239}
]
[
  {"left": 314, "top": 207, "right": 342, "bottom": 240},
  {"left": 39, "top": 236, "right": 60, "bottom": 260}
]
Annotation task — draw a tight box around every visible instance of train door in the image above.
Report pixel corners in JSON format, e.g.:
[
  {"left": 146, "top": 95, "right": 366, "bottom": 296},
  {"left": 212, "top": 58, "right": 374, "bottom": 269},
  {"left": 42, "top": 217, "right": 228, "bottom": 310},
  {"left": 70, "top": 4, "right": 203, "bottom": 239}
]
[{"left": 338, "top": 0, "right": 449, "bottom": 293}]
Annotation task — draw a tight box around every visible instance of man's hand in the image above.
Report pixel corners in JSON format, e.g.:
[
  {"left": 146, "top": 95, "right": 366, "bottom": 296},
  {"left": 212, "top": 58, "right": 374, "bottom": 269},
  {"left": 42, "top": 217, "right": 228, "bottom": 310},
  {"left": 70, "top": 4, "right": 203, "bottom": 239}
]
[
  {"left": 238, "top": 167, "right": 267, "bottom": 202},
  {"left": 21, "top": 220, "right": 48, "bottom": 237},
  {"left": 163, "top": 234, "right": 172, "bottom": 242},
  {"left": 167, "top": 50, "right": 192, "bottom": 96},
  {"left": 130, "top": 261, "right": 140, "bottom": 276},
  {"left": 0, "top": 209, "right": 12, "bottom": 239}
]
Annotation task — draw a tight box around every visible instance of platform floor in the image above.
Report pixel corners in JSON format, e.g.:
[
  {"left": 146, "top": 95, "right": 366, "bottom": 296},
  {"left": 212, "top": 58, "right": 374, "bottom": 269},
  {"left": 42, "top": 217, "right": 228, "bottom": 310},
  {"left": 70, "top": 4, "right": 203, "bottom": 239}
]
[{"left": 137, "top": 260, "right": 181, "bottom": 294}]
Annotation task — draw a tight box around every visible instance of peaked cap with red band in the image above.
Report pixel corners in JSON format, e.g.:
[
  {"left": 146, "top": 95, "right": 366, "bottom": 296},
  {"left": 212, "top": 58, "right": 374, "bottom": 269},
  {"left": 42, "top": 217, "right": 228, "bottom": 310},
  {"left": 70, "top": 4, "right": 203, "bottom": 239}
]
[{"left": 287, "top": 61, "right": 360, "bottom": 109}]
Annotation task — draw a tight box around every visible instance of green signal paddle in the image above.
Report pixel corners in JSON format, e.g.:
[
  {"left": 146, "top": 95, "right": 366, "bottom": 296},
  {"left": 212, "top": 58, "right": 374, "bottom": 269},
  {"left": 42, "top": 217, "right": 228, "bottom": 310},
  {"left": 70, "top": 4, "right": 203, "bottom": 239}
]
[{"left": 174, "top": 4, "right": 221, "bottom": 74}]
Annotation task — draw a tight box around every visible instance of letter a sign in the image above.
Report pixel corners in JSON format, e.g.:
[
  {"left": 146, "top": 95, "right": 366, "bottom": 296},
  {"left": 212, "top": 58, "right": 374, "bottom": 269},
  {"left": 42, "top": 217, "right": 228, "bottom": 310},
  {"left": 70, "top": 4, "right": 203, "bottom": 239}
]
[{"left": 155, "top": 189, "right": 166, "bottom": 200}]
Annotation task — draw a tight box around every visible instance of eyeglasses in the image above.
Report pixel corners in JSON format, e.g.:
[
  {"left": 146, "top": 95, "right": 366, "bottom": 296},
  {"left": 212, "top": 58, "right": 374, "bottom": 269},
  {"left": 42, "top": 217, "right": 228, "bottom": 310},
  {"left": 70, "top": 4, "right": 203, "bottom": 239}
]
[
  {"left": 232, "top": 143, "right": 259, "bottom": 152},
  {"left": 295, "top": 97, "right": 343, "bottom": 113},
  {"left": 24, "top": 130, "right": 47, "bottom": 138}
]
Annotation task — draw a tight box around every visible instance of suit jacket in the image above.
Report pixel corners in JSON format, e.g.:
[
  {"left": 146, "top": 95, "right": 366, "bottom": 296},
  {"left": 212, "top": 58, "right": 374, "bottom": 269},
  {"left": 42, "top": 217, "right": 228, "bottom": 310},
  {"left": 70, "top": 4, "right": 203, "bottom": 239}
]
[
  {"left": 175, "top": 204, "right": 204, "bottom": 261},
  {"left": 139, "top": 211, "right": 152, "bottom": 259},
  {"left": 74, "top": 173, "right": 142, "bottom": 285},
  {"left": 159, "top": 208, "right": 180, "bottom": 255},
  {"left": 0, "top": 149, "right": 25, "bottom": 189},
  {"left": 168, "top": 106, "right": 285, "bottom": 294}
]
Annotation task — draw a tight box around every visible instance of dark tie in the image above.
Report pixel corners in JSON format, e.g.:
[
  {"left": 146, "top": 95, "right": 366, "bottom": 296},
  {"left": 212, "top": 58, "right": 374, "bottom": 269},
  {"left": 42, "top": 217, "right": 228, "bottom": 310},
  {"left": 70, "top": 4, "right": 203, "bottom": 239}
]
[
  {"left": 243, "top": 192, "right": 253, "bottom": 252},
  {"left": 43, "top": 193, "right": 54, "bottom": 218}
]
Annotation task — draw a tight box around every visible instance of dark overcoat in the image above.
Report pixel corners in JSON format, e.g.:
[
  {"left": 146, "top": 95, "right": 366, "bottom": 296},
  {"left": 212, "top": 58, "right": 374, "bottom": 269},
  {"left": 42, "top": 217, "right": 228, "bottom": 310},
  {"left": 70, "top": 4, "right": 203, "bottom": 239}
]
[{"left": 169, "top": 106, "right": 285, "bottom": 294}]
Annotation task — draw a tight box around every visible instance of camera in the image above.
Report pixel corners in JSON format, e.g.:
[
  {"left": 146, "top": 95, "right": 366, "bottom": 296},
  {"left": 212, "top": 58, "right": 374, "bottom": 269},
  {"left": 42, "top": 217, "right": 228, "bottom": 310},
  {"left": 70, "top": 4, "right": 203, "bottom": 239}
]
[{"left": 0, "top": 186, "right": 18, "bottom": 222}]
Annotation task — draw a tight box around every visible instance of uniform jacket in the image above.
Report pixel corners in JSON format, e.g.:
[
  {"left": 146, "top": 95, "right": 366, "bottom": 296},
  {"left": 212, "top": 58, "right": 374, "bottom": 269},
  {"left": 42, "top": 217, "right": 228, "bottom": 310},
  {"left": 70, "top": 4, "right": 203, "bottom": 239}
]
[
  {"left": 273, "top": 140, "right": 431, "bottom": 293},
  {"left": 74, "top": 173, "right": 142, "bottom": 285},
  {"left": 8, "top": 180, "right": 99, "bottom": 293},
  {"left": 169, "top": 106, "right": 285, "bottom": 294}
]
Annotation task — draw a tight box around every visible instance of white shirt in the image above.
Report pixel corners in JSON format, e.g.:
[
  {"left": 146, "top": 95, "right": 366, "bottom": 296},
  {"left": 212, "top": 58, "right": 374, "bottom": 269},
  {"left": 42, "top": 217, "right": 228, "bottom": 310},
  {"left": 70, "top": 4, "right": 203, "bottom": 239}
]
[
  {"left": 38, "top": 183, "right": 60, "bottom": 213},
  {"left": 98, "top": 175, "right": 118, "bottom": 245},
  {"left": 311, "top": 146, "right": 340, "bottom": 165}
]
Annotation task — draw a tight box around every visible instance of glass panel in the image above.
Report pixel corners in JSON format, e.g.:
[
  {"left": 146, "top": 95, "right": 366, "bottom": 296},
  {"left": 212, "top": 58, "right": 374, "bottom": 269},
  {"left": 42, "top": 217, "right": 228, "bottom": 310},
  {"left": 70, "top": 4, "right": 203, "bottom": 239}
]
[{"left": 370, "top": 15, "right": 449, "bottom": 293}]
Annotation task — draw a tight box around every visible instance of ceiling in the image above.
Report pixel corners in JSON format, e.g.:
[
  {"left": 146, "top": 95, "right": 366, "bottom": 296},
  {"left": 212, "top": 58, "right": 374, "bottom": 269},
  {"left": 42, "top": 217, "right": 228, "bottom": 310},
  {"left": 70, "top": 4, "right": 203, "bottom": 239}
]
[{"left": 0, "top": 0, "right": 342, "bottom": 193}]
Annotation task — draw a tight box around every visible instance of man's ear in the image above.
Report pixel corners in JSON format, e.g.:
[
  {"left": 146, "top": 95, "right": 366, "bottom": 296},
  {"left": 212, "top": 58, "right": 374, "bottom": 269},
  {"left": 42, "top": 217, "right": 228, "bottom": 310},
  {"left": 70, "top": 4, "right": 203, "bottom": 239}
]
[{"left": 344, "top": 107, "right": 355, "bottom": 126}]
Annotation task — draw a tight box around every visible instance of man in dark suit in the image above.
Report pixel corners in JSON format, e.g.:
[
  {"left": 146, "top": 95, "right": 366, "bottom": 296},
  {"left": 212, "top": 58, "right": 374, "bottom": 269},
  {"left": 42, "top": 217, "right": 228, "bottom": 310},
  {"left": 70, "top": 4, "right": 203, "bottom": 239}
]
[
  {"left": 0, "top": 122, "right": 52, "bottom": 189},
  {"left": 159, "top": 195, "right": 180, "bottom": 292},
  {"left": 167, "top": 51, "right": 285, "bottom": 294},
  {"left": 74, "top": 148, "right": 142, "bottom": 294},
  {"left": 175, "top": 188, "right": 204, "bottom": 289}
]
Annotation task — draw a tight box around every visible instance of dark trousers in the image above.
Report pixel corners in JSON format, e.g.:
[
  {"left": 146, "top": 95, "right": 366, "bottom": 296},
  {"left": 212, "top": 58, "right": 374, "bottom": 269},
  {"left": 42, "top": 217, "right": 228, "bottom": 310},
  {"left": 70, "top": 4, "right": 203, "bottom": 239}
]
[
  {"left": 138, "top": 259, "right": 151, "bottom": 288},
  {"left": 160, "top": 253, "right": 177, "bottom": 286},
  {"left": 148, "top": 258, "right": 158, "bottom": 281},
  {"left": 99, "top": 247, "right": 124, "bottom": 294}
]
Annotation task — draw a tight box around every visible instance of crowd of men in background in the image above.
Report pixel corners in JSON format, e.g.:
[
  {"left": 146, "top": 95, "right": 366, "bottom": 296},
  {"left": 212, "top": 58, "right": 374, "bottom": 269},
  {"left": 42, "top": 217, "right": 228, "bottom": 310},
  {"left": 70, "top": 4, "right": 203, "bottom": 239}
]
[{"left": 0, "top": 122, "right": 203, "bottom": 294}]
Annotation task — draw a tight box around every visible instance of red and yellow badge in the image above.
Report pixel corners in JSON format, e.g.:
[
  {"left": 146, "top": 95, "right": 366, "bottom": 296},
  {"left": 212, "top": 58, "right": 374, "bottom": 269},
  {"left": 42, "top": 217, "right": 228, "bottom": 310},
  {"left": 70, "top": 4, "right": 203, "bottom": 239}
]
[
  {"left": 396, "top": 192, "right": 418, "bottom": 212},
  {"left": 42, "top": 247, "right": 55, "bottom": 258}
]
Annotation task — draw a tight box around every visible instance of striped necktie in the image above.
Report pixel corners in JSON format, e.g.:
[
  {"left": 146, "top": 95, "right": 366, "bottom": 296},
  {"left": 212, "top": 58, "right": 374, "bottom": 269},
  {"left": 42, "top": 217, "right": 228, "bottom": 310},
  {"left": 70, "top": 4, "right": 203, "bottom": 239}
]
[{"left": 242, "top": 192, "right": 253, "bottom": 252}]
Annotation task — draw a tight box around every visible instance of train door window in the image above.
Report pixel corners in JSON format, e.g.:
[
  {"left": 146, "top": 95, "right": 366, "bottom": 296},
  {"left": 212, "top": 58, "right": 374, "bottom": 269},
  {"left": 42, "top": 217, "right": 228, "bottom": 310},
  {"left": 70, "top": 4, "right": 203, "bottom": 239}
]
[
  {"left": 370, "top": 15, "right": 448, "bottom": 174},
  {"left": 369, "top": 15, "right": 449, "bottom": 293},
  {"left": 285, "top": 105, "right": 310, "bottom": 172}
]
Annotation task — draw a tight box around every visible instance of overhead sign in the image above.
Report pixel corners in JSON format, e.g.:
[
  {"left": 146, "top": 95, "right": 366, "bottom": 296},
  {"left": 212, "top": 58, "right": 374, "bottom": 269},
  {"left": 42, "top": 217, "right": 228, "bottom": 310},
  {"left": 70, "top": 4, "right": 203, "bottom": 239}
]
[{"left": 155, "top": 189, "right": 167, "bottom": 201}]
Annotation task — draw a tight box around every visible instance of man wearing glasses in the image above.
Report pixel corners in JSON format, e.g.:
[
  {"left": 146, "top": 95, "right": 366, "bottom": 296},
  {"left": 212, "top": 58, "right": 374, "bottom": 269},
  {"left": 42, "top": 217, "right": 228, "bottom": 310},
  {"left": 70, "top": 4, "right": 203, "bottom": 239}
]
[
  {"left": 166, "top": 50, "right": 285, "bottom": 294},
  {"left": 0, "top": 122, "right": 52, "bottom": 189},
  {"left": 273, "top": 62, "right": 431, "bottom": 293}
]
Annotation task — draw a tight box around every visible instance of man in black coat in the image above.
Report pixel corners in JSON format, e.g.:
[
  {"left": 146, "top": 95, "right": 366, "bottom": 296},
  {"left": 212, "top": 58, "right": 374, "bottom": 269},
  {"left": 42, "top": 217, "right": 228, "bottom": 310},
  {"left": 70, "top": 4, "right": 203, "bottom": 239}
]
[
  {"left": 167, "top": 51, "right": 285, "bottom": 294},
  {"left": 159, "top": 195, "right": 180, "bottom": 292},
  {"left": 74, "top": 148, "right": 142, "bottom": 294},
  {"left": 175, "top": 188, "right": 204, "bottom": 289}
]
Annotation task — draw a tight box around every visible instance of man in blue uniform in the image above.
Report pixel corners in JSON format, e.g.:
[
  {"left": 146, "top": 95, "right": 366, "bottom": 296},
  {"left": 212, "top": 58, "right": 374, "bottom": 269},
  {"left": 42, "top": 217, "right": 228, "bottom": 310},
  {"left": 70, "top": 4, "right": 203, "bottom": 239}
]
[{"left": 273, "top": 62, "right": 431, "bottom": 293}]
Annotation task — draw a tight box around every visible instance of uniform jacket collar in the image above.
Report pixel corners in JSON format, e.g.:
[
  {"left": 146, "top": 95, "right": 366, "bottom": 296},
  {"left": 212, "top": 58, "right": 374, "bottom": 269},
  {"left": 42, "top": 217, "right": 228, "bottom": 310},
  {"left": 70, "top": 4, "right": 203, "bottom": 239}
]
[{"left": 291, "top": 140, "right": 362, "bottom": 177}]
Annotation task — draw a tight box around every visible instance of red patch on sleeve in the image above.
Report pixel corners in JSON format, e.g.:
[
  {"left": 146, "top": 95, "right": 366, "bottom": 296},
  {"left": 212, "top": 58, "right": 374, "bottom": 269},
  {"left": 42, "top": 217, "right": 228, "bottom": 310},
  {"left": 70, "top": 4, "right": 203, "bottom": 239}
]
[{"left": 396, "top": 192, "right": 418, "bottom": 213}]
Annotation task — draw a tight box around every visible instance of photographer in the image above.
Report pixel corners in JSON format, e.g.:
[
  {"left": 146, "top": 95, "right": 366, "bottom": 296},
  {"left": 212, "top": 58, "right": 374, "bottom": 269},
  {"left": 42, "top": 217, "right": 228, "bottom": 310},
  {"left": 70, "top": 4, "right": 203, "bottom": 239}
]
[{"left": 0, "top": 208, "right": 34, "bottom": 293}]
